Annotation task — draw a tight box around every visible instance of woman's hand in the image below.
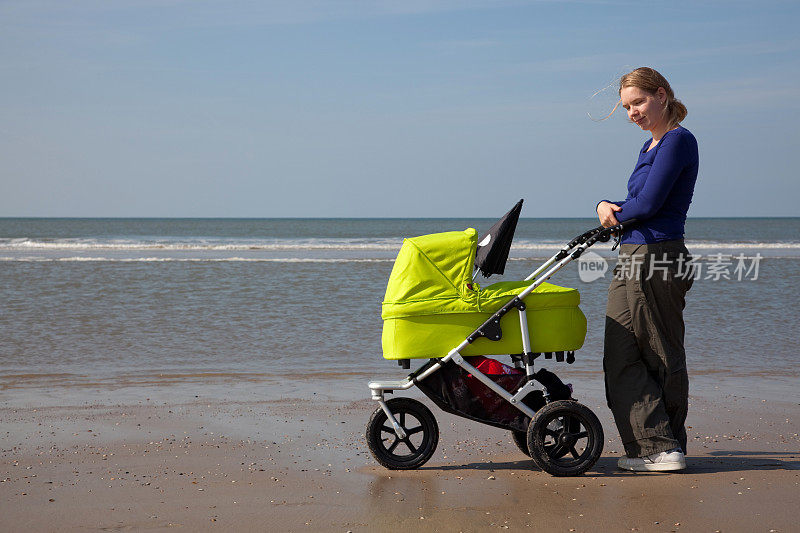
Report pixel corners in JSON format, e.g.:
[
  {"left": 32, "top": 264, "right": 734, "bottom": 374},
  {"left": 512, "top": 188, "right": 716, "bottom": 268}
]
[{"left": 597, "top": 201, "right": 622, "bottom": 228}]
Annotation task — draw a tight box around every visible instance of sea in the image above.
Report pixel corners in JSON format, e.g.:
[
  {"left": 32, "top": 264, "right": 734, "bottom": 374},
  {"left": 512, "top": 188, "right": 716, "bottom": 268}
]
[{"left": 1, "top": 217, "right": 799, "bottom": 406}]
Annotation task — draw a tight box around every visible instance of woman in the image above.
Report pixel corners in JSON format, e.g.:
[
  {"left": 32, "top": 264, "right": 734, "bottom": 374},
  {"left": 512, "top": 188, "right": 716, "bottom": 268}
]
[{"left": 596, "top": 67, "right": 698, "bottom": 472}]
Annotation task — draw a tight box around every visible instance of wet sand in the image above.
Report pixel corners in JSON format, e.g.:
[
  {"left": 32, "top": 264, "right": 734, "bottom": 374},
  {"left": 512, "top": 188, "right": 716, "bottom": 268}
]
[{"left": 1, "top": 380, "right": 798, "bottom": 532}]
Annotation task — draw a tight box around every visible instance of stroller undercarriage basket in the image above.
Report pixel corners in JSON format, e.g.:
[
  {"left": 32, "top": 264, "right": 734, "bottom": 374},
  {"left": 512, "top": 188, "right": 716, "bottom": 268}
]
[{"left": 414, "top": 359, "right": 571, "bottom": 433}]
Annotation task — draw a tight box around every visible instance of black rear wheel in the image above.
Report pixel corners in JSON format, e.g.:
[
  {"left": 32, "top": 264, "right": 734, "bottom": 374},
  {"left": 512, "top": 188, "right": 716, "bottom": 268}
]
[
  {"left": 366, "top": 398, "right": 438, "bottom": 470},
  {"left": 514, "top": 422, "right": 571, "bottom": 459},
  {"left": 511, "top": 430, "right": 530, "bottom": 457},
  {"left": 527, "top": 400, "right": 603, "bottom": 476}
]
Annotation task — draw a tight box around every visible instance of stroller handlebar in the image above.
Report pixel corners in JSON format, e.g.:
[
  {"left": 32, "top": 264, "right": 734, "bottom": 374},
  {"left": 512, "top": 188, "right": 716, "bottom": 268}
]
[
  {"left": 556, "top": 219, "right": 639, "bottom": 260},
  {"left": 585, "top": 218, "right": 638, "bottom": 246},
  {"left": 522, "top": 219, "right": 639, "bottom": 282}
]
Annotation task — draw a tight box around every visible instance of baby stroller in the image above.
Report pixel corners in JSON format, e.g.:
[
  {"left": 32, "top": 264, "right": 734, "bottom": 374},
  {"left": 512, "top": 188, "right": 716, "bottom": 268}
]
[{"left": 365, "top": 201, "right": 635, "bottom": 476}]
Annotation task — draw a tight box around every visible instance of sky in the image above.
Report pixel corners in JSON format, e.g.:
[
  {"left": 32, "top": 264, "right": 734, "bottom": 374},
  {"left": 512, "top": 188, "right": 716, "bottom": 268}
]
[{"left": 1, "top": 0, "right": 799, "bottom": 217}]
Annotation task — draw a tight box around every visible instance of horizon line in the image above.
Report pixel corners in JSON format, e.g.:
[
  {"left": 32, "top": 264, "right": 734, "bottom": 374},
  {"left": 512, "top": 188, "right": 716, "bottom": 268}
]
[{"left": 1, "top": 216, "right": 799, "bottom": 220}]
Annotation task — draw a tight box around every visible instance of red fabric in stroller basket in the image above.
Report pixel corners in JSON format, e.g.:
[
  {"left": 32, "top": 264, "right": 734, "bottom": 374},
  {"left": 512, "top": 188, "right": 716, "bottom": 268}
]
[
  {"left": 466, "top": 356, "right": 521, "bottom": 376},
  {"left": 463, "top": 356, "right": 524, "bottom": 427}
]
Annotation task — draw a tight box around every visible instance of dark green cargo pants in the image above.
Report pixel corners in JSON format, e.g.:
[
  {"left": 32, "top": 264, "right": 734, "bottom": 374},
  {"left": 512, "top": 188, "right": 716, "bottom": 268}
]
[{"left": 604, "top": 240, "right": 693, "bottom": 458}]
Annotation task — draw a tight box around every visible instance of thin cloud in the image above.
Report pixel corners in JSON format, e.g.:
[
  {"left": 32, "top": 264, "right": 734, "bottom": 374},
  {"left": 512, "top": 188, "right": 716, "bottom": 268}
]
[
  {"left": 426, "top": 38, "right": 503, "bottom": 53},
  {"left": 0, "top": 0, "right": 635, "bottom": 32},
  {"left": 664, "top": 38, "right": 800, "bottom": 65},
  {"left": 683, "top": 76, "right": 800, "bottom": 108}
]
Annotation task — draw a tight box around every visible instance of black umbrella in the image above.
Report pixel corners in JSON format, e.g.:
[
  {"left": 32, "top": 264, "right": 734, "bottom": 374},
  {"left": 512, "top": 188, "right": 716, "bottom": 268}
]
[{"left": 475, "top": 199, "right": 523, "bottom": 277}]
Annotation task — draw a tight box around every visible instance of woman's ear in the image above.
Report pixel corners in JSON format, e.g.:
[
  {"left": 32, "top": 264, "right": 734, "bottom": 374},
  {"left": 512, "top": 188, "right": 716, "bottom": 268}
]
[{"left": 656, "top": 86, "right": 667, "bottom": 104}]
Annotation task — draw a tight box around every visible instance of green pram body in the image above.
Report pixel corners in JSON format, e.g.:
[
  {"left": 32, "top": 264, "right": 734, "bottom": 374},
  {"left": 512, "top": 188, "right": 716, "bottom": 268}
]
[{"left": 381, "top": 228, "right": 587, "bottom": 360}]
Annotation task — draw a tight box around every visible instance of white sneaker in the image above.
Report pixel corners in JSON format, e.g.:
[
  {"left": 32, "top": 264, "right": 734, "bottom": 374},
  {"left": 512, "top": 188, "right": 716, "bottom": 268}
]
[{"left": 617, "top": 448, "right": 686, "bottom": 472}]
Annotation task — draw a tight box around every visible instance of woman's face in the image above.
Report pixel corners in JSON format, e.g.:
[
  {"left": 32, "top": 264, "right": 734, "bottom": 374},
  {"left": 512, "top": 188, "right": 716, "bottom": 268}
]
[{"left": 620, "top": 85, "right": 666, "bottom": 132}]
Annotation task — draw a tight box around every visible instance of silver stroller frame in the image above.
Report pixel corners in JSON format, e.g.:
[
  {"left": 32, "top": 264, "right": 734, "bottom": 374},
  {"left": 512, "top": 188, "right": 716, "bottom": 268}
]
[{"left": 366, "top": 221, "right": 635, "bottom": 476}]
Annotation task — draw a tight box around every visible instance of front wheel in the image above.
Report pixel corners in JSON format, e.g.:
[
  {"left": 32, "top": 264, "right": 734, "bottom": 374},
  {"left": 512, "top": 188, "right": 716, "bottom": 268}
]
[
  {"left": 527, "top": 400, "right": 603, "bottom": 476},
  {"left": 366, "top": 398, "right": 439, "bottom": 470}
]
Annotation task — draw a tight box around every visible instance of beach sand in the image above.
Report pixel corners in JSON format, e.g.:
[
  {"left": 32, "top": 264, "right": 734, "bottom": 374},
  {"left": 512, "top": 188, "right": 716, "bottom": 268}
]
[{"left": 1, "top": 380, "right": 798, "bottom": 532}]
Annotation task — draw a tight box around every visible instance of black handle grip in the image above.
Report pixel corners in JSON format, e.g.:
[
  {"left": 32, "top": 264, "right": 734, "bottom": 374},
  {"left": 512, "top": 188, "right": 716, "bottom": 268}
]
[
  {"left": 559, "top": 219, "right": 639, "bottom": 258},
  {"left": 587, "top": 218, "right": 639, "bottom": 246}
]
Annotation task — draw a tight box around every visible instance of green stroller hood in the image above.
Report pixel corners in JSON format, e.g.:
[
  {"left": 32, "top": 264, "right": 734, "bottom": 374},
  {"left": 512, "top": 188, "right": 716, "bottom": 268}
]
[
  {"left": 382, "top": 227, "right": 583, "bottom": 319},
  {"left": 382, "top": 228, "right": 480, "bottom": 319}
]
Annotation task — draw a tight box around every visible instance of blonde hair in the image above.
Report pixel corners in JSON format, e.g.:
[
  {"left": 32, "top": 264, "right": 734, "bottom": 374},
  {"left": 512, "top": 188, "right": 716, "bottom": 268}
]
[{"left": 619, "top": 67, "right": 687, "bottom": 127}]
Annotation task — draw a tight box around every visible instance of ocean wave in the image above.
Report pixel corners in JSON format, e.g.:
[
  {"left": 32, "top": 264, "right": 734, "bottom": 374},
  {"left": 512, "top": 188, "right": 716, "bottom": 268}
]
[
  {"left": 686, "top": 241, "right": 800, "bottom": 249},
  {"left": 11, "top": 255, "right": 398, "bottom": 263},
  {"left": 3, "top": 237, "right": 800, "bottom": 252},
  {"left": 514, "top": 240, "right": 800, "bottom": 250},
  {"left": 3, "top": 254, "right": 799, "bottom": 263},
  {"left": 0, "top": 238, "right": 404, "bottom": 251}
]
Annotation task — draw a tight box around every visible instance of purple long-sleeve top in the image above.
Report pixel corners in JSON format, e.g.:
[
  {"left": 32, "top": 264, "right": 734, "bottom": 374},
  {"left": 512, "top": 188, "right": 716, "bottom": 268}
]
[{"left": 603, "top": 126, "right": 699, "bottom": 244}]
